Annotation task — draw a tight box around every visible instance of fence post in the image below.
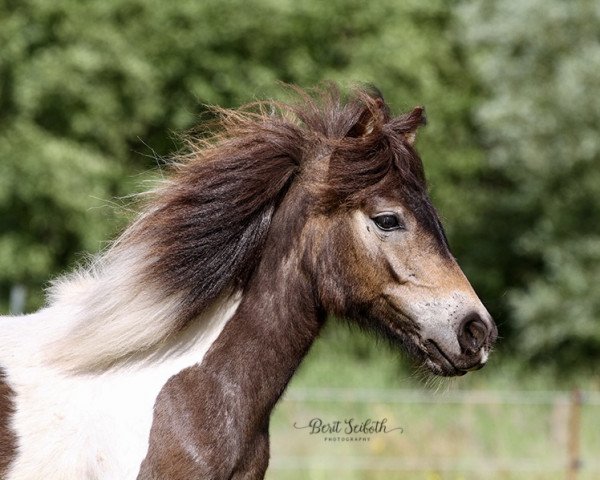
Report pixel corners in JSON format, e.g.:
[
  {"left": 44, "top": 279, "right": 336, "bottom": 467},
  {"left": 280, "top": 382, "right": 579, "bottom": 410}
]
[
  {"left": 9, "top": 283, "right": 27, "bottom": 315},
  {"left": 567, "top": 389, "right": 582, "bottom": 480}
]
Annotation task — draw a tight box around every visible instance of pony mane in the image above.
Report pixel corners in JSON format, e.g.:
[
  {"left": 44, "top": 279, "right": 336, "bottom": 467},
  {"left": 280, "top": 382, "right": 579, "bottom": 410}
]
[{"left": 46, "top": 84, "right": 428, "bottom": 370}]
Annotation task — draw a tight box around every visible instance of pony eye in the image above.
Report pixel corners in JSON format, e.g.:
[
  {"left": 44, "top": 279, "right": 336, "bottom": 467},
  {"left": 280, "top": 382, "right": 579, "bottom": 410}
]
[{"left": 372, "top": 213, "right": 403, "bottom": 231}]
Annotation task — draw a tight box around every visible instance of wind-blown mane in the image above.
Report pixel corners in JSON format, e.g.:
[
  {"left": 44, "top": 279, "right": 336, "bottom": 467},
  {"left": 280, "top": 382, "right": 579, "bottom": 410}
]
[
  {"left": 46, "top": 85, "right": 427, "bottom": 370},
  {"left": 0, "top": 84, "right": 497, "bottom": 480}
]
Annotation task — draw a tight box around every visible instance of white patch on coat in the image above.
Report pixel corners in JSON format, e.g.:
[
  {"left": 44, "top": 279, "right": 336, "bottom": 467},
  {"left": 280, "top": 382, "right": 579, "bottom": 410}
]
[{"left": 0, "top": 295, "right": 240, "bottom": 480}]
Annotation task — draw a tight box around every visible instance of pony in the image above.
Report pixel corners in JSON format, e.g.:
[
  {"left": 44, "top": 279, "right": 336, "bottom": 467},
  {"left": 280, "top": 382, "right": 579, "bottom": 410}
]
[{"left": 0, "top": 85, "right": 497, "bottom": 479}]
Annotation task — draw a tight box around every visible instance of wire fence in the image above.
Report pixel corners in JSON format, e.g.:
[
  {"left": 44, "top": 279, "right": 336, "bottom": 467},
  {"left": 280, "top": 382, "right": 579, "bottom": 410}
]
[{"left": 267, "top": 388, "right": 600, "bottom": 480}]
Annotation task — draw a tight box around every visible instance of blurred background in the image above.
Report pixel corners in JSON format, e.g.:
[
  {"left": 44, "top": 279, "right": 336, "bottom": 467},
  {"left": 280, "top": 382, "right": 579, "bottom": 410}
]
[{"left": 0, "top": 0, "right": 599, "bottom": 478}]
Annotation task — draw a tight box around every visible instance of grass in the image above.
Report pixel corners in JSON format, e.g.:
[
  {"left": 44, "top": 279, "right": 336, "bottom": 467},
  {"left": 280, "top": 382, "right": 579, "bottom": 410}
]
[{"left": 265, "top": 320, "right": 600, "bottom": 480}]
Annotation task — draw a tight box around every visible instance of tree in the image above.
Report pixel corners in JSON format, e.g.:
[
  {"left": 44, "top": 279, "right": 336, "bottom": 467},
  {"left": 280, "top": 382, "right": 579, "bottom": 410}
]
[
  {"left": 459, "top": 0, "right": 600, "bottom": 369},
  {"left": 0, "top": 0, "right": 483, "bottom": 319}
]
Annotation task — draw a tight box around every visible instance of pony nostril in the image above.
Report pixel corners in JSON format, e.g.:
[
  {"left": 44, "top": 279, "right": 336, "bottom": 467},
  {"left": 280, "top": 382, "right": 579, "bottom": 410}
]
[{"left": 458, "top": 312, "right": 489, "bottom": 354}]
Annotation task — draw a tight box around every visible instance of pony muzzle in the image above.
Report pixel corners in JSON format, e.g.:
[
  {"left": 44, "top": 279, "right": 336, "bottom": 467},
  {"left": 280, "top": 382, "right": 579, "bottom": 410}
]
[{"left": 423, "top": 309, "right": 497, "bottom": 377}]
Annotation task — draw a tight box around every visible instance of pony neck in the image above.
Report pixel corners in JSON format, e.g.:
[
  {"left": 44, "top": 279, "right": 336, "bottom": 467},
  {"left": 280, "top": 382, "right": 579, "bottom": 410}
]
[
  {"left": 142, "top": 222, "right": 326, "bottom": 463},
  {"left": 198, "top": 186, "right": 326, "bottom": 418},
  {"left": 208, "top": 250, "right": 325, "bottom": 416}
]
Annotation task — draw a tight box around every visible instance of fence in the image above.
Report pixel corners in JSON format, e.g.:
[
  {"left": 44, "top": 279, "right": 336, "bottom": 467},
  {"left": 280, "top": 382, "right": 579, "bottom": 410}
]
[{"left": 267, "top": 388, "right": 600, "bottom": 480}]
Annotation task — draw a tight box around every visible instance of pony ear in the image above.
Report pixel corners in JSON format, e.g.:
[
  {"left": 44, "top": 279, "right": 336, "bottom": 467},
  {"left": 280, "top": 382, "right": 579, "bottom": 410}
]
[
  {"left": 400, "top": 106, "right": 427, "bottom": 146},
  {"left": 347, "top": 94, "right": 389, "bottom": 138}
]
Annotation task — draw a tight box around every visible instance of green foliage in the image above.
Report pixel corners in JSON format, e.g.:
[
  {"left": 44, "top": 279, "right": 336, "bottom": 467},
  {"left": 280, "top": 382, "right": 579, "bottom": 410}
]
[
  {"left": 0, "top": 0, "right": 479, "bottom": 311},
  {"left": 459, "top": 0, "right": 600, "bottom": 369},
  {"left": 0, "top": 0, "right": 598, "bottom": 372}
]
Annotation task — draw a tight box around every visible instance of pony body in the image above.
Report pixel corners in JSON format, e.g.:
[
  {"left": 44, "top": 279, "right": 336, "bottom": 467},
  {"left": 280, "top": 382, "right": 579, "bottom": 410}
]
[{"left": 0, "top": 86, "right": 497, "bottom": 479}]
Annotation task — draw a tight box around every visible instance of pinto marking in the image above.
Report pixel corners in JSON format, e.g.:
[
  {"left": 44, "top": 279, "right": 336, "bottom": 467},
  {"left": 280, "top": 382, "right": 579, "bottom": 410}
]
[{"left": 0, "top": 295, "right": 240, "bottom": 479}]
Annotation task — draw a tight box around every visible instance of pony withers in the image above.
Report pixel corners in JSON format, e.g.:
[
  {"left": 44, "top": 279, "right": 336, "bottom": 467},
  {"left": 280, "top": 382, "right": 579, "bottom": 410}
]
[{"left": 0, "top": 85, "right": 497, "bottom": 479}]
